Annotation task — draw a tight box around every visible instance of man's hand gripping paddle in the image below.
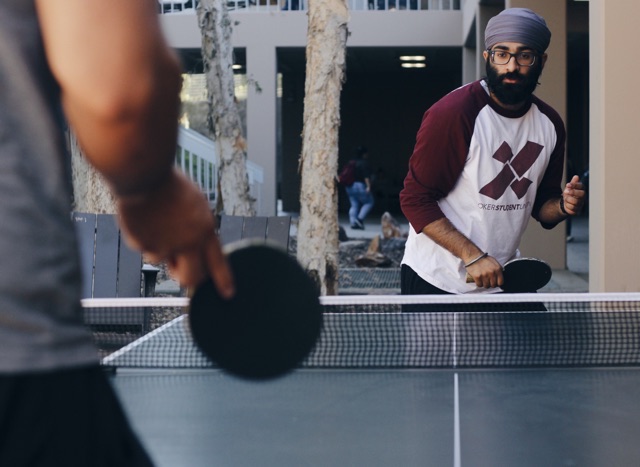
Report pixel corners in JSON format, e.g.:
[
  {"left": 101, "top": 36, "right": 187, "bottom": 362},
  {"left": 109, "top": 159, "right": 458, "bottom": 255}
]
[
  {"left": 189, "top": 240, "right": 323, "bottom": 380},
  {"left": 467, "top": 257, "right": 552, "bottom": 293}
]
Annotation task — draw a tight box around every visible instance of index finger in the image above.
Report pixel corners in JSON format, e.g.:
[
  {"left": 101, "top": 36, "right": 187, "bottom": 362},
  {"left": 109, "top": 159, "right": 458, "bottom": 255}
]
[{"left": 205, "top": 235, "right": 235, "bottom": 300}]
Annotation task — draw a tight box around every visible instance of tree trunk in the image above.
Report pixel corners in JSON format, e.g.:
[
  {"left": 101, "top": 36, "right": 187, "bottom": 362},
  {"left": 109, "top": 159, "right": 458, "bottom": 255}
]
[
  {"left": 297, "top": 0, "right": 349, "bottom": 295},
  {"left": 69, "top": 131, "right": 116, "bottom": 214},
  {"left": 197, "top": 0, "right": 255, "bottom": 216}
]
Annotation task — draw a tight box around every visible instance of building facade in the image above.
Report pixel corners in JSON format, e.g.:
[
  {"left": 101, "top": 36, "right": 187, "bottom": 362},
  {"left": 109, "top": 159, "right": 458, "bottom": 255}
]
[{"left": 160, "top": 1, "right": 640, "bottom": 293}]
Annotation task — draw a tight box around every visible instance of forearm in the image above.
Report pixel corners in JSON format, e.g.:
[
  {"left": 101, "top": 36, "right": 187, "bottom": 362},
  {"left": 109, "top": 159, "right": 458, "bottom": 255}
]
[
  {"left": 37, "top": 0, "right": 183, "bottom": 197},
  {"left": 37, "top": 0, "right": 234, "bottom": 297},
  {"left": 63, "top": 63, "right": 182, "bottom": 197},
  {"left": 536, "top": 197, "right": 568, "bottom": 225},
  {"left": 422, "top": 217, "right": 504, "bottom": 289},
  {"left": 422, "top": 218, "right": 484, "bottom": 264}
]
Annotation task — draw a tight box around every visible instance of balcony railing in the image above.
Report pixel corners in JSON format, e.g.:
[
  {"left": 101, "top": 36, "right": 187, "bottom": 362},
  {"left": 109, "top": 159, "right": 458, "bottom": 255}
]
[
  {"left": 176, "top": 126, "right": 264, "bottom": 212},
  {"left": 158, "top": 0, "right": 460, "bottom": 14}
]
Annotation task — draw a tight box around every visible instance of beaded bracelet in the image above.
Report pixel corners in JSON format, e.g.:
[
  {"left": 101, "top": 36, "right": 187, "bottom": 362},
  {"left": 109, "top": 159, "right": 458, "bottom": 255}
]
[{"left": 464, "top": 252, "right": 488, "bottom": 268}]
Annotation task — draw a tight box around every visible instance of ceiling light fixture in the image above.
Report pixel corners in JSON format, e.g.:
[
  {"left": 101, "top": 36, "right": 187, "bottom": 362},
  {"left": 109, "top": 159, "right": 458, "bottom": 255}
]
[
  {"left": 399, "top": 55, "right": 426, "bottom": 62},
  {"left": 401, "top": 63, "right": 426, "bottom": 69}
]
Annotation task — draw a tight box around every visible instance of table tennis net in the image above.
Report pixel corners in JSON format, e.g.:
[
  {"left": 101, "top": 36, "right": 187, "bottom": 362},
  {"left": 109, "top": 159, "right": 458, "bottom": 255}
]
[{"left": 84, "top": 293, "right": 640, "bottom": 369}]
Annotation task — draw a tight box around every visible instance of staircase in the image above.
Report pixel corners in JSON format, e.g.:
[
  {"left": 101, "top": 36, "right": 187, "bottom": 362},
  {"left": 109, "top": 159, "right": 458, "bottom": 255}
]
[{"left": 176, "top": 126, "right": 263, "bottom": 211}]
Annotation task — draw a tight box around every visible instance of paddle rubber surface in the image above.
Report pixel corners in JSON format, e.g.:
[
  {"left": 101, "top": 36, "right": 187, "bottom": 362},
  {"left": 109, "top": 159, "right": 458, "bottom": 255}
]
[
  {"left": 501, "top": 257, "right": 552, "bottom": 293},
  {"left": 189, "top": 241, "right": 322, "bottom": 380}
]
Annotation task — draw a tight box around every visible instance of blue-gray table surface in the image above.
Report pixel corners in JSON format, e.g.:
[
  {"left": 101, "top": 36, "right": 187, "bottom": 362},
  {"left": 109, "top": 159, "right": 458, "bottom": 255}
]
[{"left": 112, "top": 366, "right": 640, "bottom": 467}]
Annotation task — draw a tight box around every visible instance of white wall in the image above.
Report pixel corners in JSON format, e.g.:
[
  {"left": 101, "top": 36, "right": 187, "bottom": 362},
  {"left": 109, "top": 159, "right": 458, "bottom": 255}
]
[{"left": 590, "top": 0, "right": 640, "bottom": 292}]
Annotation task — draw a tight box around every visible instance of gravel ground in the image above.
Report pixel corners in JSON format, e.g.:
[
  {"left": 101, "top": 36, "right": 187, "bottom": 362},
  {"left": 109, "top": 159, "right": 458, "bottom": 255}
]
[
  {"left": 290, "top": 235, "right": 406, "bottom": 268},
  {"left": 148, "top": 235, "right": 406, "bottom": 285}
]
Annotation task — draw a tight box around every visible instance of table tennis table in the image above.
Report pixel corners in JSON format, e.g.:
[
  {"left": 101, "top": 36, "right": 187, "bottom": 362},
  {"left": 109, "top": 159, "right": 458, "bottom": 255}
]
[
  {"left": 96, "top": 294, "right": 640, "bottom": 467},
  {"left": 112, "top": 366, "right": 640, "bottom": 467}
]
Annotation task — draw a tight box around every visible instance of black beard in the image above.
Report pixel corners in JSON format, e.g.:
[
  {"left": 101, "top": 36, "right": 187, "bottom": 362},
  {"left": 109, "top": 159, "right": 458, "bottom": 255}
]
[{"left": 484, "top": 60, "right": 542, "bottom": 106}]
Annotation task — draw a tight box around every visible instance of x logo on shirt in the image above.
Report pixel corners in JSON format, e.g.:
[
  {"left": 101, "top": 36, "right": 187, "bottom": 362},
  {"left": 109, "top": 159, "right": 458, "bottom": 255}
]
[{"left": 479, "top": 141, "right": 543, "bottom": 200}]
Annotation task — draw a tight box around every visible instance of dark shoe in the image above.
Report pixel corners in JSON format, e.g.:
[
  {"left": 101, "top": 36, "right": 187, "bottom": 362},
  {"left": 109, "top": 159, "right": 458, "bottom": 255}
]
[
  {"left": 351, "top": 223, "right": 364, "bottom": 230},
  {"left": 355, "top": 219, "right": 365, "bottom": 229}
]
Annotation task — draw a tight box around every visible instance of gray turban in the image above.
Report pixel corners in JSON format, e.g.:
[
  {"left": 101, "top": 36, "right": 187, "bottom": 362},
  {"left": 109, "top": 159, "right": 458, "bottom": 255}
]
[{"left": 484, "top": 8, "right": 551, "bottom": 53}]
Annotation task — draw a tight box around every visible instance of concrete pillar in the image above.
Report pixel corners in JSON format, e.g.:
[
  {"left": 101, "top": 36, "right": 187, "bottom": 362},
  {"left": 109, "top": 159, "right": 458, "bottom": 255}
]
[
  {"left": 461, "top": 47, "right": 475, "bottom": 85},
  {"left": 476, "top": 5, "right": 501, "bottom": 80},
  {"left": 589, "top": 0, "right": 640, "bottom": 292},
  {"left": 246, "top": 44, "right": 278, "bottom": 215},
  {"left": 502, "top": 0, "right": 568, "bottom": 270},
  {"left": 460, "top": 0, "right": 478, "bottom": 84}
]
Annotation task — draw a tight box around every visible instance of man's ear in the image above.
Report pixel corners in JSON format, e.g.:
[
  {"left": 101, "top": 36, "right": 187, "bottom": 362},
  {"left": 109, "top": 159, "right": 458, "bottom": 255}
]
[
  {"left": 482, "top": 50, "right": 489, "bottom": 62},
  {"left": 540, "top": 53, "right": 548, "bottom": 70}
]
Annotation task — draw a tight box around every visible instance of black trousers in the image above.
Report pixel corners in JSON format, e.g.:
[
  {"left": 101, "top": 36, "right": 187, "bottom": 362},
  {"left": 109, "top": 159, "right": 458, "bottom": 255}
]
[
  {"left": 0, "top": 365, "right": 153, "bottom": 467},
  {"left": 400, "top": 264, "right": 547, "bottom": 312}
]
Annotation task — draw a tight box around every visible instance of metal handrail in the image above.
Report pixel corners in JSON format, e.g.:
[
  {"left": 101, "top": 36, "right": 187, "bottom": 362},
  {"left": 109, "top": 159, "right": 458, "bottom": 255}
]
[
  {"left": 157, "top": 0, "right": 460, "bottom": 14},
  {"left": 176, "top": 126, "right": 263, "bottom": 210}
]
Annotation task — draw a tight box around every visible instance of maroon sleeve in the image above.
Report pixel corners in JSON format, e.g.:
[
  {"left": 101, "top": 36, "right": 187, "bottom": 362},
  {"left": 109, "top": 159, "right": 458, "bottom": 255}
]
[
  {"left": 400, "top": 85, "right": 478, "bottom": 233},
  {"left": 531, "top": 98, "right": 566, "bottom": 227}
]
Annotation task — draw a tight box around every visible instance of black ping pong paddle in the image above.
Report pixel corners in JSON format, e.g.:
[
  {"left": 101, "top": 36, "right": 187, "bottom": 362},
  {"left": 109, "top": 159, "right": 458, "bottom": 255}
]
[
  {"left": 501, "top": 257, "right": 552, "bottom": 293},
  {"left": 189, "top": 240, "right": 323, "bottom": 380},
  {"left": 466, "top": 257, "right": 552, "bottom": 293}
]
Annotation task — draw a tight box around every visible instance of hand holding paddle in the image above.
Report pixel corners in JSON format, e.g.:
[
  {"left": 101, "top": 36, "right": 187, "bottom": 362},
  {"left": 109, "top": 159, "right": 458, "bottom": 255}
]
[
  {"left": 466, "top": 257, "right": 552, "bottom": 293},
  {"left": 189, "top": 241, "right": 323, "bottom": 381},
  {"left": 464, "top": 252, "right": 503, "bottom": 289},
  {"left": 118, "top": 170, "right": 235, "bottom": 299}
]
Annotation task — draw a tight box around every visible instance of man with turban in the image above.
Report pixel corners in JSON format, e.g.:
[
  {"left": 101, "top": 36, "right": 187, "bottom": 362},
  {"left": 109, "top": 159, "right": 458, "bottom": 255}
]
[{"left": 399, "top": 8, "right": 585, "bottom": 295}]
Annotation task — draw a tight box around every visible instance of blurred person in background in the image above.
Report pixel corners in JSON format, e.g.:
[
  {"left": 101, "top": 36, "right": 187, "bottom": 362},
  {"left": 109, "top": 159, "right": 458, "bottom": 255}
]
[{"left": 345, "top": 145, "right": 375, "bottom": 230}]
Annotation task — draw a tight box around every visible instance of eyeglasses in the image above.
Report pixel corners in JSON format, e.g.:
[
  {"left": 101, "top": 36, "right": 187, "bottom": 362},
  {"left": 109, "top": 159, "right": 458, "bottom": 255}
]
[{"left": 488, "top": 49, "right": 538, "bottom": 67}]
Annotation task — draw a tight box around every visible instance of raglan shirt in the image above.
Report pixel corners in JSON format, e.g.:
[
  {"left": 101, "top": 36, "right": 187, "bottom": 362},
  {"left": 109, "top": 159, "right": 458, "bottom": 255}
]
[
  {"left": 0, "top": 1, "right": 98, "bottom": 372},
  {"left": 400, "top": 80, "right": 565, "bottom": 294}
]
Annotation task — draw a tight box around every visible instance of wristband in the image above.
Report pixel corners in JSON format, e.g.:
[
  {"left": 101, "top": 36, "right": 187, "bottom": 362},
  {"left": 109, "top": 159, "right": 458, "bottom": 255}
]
[
  {"left": 464, "top": 252, "right": 488, "bottom": 268},
  {"left": 559, "top": 197, "right": 569, "bottom": 216}
]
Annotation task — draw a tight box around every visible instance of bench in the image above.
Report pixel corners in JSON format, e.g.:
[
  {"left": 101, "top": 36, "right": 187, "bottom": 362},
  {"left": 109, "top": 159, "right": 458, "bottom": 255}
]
[
  {"left": 73, "top": 212, "right": 157, "bottom": 339},
  {"left": 75, "top": 212, "right": 292, "bottom": 349},
  {"left": 218, "top": 214, "right": 292, "bottom": 250}
]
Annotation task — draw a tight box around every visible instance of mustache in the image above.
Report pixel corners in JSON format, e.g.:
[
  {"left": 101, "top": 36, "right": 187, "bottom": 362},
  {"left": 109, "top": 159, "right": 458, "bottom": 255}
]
[{"left": 499, "top": 72, "right": 524, "bottom": 82}]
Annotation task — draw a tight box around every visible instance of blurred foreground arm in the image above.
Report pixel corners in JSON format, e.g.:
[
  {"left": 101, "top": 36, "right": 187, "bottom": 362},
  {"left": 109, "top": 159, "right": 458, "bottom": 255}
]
[{"left": 36, "top": 0, "right": 234, "bottom": 297}]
